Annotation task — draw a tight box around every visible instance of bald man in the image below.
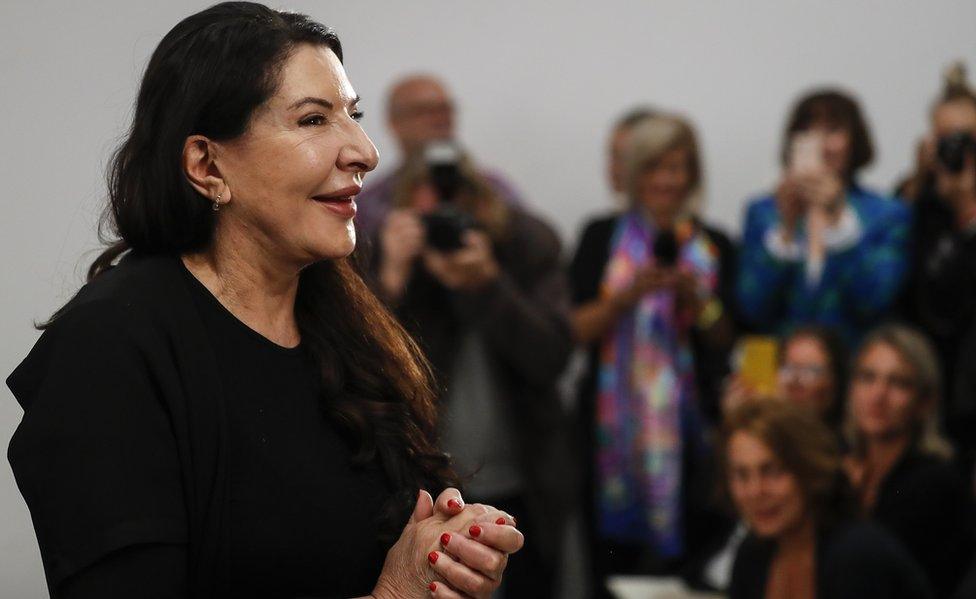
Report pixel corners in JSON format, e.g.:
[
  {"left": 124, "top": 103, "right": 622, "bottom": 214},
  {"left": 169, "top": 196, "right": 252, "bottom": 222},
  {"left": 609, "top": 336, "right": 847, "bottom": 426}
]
[{"left": 354, "top": 74, "right": 523, "bottom": 236}]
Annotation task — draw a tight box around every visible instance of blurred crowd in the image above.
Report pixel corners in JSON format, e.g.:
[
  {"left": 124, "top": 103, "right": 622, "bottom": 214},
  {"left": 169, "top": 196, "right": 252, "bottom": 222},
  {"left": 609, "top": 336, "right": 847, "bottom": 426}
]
[{"left": 353, "top": 64, "right": 976, "bottom": 598}]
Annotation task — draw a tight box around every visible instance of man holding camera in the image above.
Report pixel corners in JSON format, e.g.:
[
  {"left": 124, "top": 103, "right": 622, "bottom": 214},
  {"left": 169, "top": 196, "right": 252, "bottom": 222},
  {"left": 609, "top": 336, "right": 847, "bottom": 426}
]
[
  {"left": 360, "top": 75, "right": 574, "bottom": 599},
  {"left": 898, "top": 64, "right": 976, "bottom": 476},
  {"left": 355, "top": 75, "right": 524, "bottom": 236}
]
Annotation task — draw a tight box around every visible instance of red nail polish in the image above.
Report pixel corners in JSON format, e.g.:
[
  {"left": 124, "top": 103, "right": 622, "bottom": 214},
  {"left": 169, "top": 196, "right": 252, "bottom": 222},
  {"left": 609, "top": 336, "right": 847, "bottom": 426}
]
[
  {"left": 440, "top": 532, "right": 451, "bottom": 546},
  {"left": 447, "top": 498, "right": 462, "bottom": 510},
  {"left": 428, "top": 551, "right": 439, "bottom": 564},
  {"left": 469, "top": 524, "right": 482, "bottom": 537},
  {"left": 496, "top": 517, "right": 506, "bottom": 525},
  {"left": 428, "top": 581, "right": 437, "bottom": 592}
]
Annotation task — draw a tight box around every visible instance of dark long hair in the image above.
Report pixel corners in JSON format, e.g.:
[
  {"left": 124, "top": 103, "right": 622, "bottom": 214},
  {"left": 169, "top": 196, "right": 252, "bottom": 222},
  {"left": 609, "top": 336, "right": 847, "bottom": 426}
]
[{"left": 77, "top": 1, "right": 454, "bottom": 540}]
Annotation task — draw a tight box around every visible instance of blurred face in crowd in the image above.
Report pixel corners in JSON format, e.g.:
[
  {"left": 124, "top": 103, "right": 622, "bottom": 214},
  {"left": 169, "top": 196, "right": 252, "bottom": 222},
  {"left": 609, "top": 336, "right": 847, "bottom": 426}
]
[
  {"left": 388, "top": 76, "right": 455, "bottom": 156},
  {"left": 803, "top": 119, "right": 853, "bottom": 177},
  {"left": 636, "top": 146, "right": 692, "bottom": 224},
  {"left": 778, "top": 336, "right": 835, "bottom": 420},
  {"left": 728, "top": 431, "right": 808, "bottom": 539},
  {"left": 850, "top": 342, "right": 924, "bottom": 443},
  {"left": 407, "top": 181, "right": 440, "bottom": 214},
  {"left": 608, "top": 125, "right": 633, "bottom": 194},
  {"left": 933, "top": 98, "right": 976, "bottom": 139},
  {"left": 932, "top": 99, "right": 976, "bottom": 200},
  {"left": 209, "top": 44, "right": 377, "bottom": 264}
]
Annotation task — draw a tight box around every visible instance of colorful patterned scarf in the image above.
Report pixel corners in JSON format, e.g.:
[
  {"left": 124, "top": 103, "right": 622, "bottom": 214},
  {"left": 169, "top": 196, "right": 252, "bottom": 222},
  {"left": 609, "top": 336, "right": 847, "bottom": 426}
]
[{"left": 596, "top": 211, "right": 719, "bottom": 556}]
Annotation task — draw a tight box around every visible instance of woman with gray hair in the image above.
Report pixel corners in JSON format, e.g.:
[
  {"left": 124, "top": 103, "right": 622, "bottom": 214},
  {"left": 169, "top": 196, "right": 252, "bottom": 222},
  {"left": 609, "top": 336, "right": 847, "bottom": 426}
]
[
  {"left": 844, "top": 323, "right": 975, "bottom": 597},
  {"left": 568, "top": 112, "right": 737, "bottom": 594}
]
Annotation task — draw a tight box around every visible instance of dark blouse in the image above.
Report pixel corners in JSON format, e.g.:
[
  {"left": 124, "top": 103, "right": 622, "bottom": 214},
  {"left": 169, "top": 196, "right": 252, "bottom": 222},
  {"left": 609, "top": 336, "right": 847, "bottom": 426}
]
[
  {"left": 729, "top": 521, "right": 933, "bottom": 599},
  {"left": 7, "top": 255, "right": 393, "bottom": 598},
  {"left": 871, "top": 450, "right": 975, "bottom": 598}
]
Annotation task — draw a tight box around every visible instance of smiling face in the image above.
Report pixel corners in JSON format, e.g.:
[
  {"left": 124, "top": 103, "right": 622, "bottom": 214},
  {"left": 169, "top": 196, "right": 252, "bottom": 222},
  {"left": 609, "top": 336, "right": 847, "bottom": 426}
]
[
  {"left": 635, "top": 147, "right": 692, "bottom": 223},
  {"left": 850, "top": 342, "right": 922, "bottom": 442},
  {"left": 213, "top": 43, "right": 378, "bottom": 266},
  {"left": 728, "top": 431, "right": 809, "bottom": 539}
]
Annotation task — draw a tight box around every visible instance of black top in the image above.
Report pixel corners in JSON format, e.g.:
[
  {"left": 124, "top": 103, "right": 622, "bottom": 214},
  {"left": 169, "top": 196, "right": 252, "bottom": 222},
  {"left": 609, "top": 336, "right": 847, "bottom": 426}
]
[
  {"left": 899, "top": 185, "right": 976, "bottom": 467},
  {"left": 872, "top": 450, "right": 975, "bottom": 598},
  {"left": 729, "top": 521, "right": 933, "bottom": 599},
  {"left": 7, "top": 255, "right": 393, "bottom": 598}
]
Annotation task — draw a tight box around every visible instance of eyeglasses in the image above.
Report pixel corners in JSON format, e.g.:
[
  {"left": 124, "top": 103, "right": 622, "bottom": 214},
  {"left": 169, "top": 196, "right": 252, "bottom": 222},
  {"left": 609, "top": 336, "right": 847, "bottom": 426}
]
[{"left": 778, "top": 364, "right": 827, "bottom": 385}]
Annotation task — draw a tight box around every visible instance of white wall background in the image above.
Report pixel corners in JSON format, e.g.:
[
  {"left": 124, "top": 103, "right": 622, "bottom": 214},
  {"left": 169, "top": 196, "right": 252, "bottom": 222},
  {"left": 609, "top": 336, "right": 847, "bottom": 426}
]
[{"left": 1, "top": 1, "right": 974, "bottom": 595}]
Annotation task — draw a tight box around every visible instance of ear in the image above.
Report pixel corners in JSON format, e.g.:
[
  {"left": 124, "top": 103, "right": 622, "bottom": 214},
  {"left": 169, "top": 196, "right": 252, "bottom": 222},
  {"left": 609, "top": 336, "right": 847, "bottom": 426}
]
[{"left": 182, "top": 135, "right": 228, "bottom": 205}]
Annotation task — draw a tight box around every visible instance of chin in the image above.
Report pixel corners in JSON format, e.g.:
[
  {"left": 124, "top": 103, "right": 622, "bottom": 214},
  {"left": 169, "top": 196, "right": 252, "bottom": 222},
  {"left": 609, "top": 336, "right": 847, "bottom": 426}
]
[
  {"left": 750, "top": 519, "right": 786, "bottom": 539},
  {"left": 305, "top": 233, "right": 356, "bottom": 262}
]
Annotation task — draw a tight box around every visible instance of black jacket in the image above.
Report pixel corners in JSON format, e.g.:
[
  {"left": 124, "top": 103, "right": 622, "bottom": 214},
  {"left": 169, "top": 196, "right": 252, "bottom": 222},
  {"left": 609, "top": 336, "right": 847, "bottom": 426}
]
[
  {"left": 8, "top": 254, "right": 232, "bottom": 596},
  {"left": 729, "top": 521, "right": 933, "bottom": 599}
]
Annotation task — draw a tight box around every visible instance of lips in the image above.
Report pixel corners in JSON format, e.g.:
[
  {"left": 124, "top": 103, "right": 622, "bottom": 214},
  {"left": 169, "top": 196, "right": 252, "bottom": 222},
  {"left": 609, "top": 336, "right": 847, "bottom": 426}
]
[{"left": 312, "top": 186, "right": 361, "bottom": 219}]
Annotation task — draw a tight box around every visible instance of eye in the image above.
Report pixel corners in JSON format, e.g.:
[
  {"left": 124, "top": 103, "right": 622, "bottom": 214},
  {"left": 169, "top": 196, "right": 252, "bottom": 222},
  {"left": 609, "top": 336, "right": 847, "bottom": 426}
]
[
  {"left": 299, "top": 114, "right": 326, "bottom": 127},
  {"left": 351, "top": 110, "right": 364, "bottom": 122}
]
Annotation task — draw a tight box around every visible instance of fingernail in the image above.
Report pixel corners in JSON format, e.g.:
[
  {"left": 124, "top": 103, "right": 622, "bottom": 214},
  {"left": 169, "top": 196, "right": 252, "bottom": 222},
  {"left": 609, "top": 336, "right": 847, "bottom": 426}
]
[
  {"left": 440, "top": 532, "right": 451, "bottom": 546},
  {"left": 428, "top": 581, "right": 437, "bottom": 592},
  {"left": 496, "top": 517, "right": 506, "bottom": 525},
  {"left": 428, "top": 551, "right": 439, "bottom": 564},
  {"left": 447, "top": 498, "right": 462, "bottom": 510},
  {"left": 469, "top": 524, "right": 482, "bottom": 537},
  {"left": 512, "top": 516, "right": 517, "bottom": 526}
]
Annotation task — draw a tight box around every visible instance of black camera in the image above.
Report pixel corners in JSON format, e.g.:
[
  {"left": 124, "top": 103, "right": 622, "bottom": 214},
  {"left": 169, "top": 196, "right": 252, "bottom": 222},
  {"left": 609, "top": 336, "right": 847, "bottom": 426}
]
[
  {"left": 937, "top": 131, "right": 976, "bottom": 173},
  {"left": 421, "top": 142, "right": 477, "bottom": 252},
  {"left": 652, "top": 228, "right": 679, "bottom": 267}
]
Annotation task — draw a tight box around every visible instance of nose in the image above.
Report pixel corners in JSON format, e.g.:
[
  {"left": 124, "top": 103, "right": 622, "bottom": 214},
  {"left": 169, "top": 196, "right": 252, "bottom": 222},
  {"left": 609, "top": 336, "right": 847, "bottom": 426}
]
[{"left": 338, "top": 121, "right": 379, "bottom": 177}]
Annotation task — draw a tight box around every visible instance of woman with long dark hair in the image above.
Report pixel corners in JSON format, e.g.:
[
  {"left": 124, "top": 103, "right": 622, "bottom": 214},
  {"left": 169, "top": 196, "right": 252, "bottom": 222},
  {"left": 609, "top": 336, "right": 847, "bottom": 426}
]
[{"left": 6, "top": 3, "right": 521, "bottom": 598}]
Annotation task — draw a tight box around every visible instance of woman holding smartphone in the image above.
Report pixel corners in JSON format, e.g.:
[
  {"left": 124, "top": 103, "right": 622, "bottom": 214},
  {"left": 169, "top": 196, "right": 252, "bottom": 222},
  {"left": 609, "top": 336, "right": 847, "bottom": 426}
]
[
  {"left": 736, "top": 89, "right": 910, "bottom": 343},
  {"left": 569, "top": 113, "right": 736, "bottom": 596}
]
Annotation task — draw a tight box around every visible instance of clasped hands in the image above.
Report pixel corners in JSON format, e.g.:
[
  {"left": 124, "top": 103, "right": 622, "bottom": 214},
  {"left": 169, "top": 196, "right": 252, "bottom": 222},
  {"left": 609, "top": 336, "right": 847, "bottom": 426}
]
[{"left": 371, "top": 488, "right": 523, "bottom": 599}]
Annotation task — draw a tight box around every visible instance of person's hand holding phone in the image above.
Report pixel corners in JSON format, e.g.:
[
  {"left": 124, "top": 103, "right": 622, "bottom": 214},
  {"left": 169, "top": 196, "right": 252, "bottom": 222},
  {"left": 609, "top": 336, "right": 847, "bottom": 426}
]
[{"left": 613, "top": 264, "right": 679, "bottom": 309}]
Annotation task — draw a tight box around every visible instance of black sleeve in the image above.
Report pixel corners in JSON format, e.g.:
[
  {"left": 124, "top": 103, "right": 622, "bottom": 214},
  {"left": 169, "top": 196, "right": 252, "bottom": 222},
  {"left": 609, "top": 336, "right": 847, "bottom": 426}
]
[
  {"left": 568, "top": 216, "right": 615, "bottom": 306},
  {"left": 57, "top": 544, "right": 187, "bottom": 599},
  {"left": 7, "top": 299, "right": 188, "bottom": 590}
]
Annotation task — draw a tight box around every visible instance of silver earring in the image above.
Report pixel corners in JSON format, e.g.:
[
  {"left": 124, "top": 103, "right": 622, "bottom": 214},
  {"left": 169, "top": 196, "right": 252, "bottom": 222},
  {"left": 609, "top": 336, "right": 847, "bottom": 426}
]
[{"left": 212, "top": 193, "right": 222, "bottom": 212}]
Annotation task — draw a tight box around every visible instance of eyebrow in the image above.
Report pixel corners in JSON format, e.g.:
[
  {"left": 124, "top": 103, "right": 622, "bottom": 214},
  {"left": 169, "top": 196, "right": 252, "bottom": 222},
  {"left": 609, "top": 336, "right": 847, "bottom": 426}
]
[{"left": 288, "top": 95, "right": 361, "bottom": 111}]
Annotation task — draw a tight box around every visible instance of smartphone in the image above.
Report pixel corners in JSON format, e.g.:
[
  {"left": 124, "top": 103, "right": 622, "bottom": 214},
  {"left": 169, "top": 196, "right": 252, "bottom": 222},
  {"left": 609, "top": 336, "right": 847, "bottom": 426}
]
[
  {"left": 789, "top": 131, "right": 825, "bottom": 177},
  {"left": 736, "top": 335, "right": 780, "bottom": 397}
]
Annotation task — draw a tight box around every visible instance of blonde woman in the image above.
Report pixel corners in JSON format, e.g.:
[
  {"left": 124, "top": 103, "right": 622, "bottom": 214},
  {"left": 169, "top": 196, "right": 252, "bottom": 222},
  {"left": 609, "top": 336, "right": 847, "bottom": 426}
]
[
  {"left": 845, "top": 324, "right": 974, "bottom": 597},
  {"left": 568, "top": 113, "right": 736, "bottom": 591}
]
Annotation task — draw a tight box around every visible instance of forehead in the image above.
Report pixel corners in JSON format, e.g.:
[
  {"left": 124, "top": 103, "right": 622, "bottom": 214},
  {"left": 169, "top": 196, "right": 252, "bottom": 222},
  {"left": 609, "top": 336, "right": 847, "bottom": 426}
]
[
  {"left": 934, "top": 100, "right": 976, "bottom": 131},
  {"left": 785, "top": 336, "right": 827, "bottom": 360},
  {"left": 273, "top": 44, "right": 356, "bottom": 106},
  {"left": 729, "top": 431, "right": 775, "bottom": 465},
  {"left": 393, "top": 80, "right": 451, "bottom": 107},
  {"left": 857, "top": 342, "right": 908, "bottom": 371}
]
